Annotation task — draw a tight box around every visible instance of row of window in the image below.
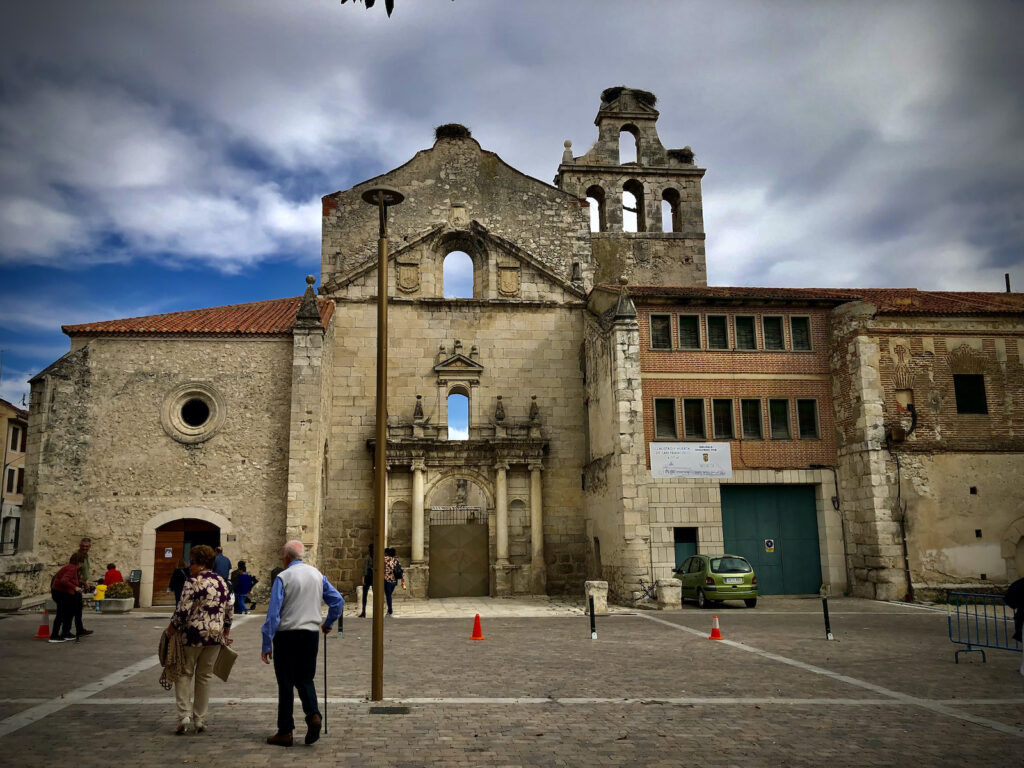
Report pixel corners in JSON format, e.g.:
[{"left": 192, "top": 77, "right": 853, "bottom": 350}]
[
  {"left": 8, "top": 425, "right": 26, "bottom": 453},
  {"left": 653, "top": 397, "right": 820, "bottom": 441},
  {"left": 650, "top": 314, "right": 812, "bottom": 352},
  {"left": 5, "top": 467, "right": 24, "bottom": 495}
]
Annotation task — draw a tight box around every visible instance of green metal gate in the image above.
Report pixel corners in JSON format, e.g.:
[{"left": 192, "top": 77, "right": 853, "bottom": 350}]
[
  {"left": 721, "top": 485, "right": 822, "bottom": 595},
  {"left": 428, "top": 507, "right": 489, "bottom": 598}
]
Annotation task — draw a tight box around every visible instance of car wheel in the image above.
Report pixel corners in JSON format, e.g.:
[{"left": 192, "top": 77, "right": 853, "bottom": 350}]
[
  {"left": 744, "top": 598, "right": 757, "bottom": 608},
  {"left": 696, "top": 588, "right": 708, "bottom": 609}
]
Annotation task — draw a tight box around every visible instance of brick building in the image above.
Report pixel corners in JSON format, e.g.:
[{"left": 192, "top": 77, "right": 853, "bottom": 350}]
[{"left": 6, "top": 88, "right": 1024, "bottom": 605}]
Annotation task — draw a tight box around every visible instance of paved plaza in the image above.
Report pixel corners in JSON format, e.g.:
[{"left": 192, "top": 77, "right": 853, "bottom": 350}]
[{"left": 1, "top": 597, "right": 1022, "bottom": 767}]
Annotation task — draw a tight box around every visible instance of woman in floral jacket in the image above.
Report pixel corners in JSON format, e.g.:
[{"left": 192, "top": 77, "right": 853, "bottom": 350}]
[{"left": 165, "top": 544, "right": 233, "bottom": 734}]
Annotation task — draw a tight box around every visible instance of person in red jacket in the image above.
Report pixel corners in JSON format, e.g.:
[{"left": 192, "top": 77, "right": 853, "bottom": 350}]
[
  {"left": 51, "top": 552, "right": 86, "bottom": 643},
  {"left": 103, "top": 563, "right": 124, "bottom": 586}
]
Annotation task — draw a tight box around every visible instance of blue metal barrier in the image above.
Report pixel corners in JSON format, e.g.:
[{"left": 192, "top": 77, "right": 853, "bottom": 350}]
[{"left": 947, "top": 592, "right": 1022, "bottom": 663}]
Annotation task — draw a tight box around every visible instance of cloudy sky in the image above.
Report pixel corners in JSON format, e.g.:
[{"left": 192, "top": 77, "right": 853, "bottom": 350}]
[{"left": 1, "top": 0, "right": 1022, "bottom": 404}]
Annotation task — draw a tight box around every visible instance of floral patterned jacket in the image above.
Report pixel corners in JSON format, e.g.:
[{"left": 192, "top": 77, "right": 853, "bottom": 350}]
[{"left": 171, "top": 571, "right": 233, "bottom": 647}]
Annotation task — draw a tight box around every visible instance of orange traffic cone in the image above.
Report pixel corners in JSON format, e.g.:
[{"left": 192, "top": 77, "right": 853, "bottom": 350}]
[
  {"left": 34, "top": 610, "right": 51, "bottom": 640},
  {"left": 708, "top": 615, "right": 723, "bottom": 641},
  {"left": 469, "top": 613, "right": 485, "bottom": 641}
]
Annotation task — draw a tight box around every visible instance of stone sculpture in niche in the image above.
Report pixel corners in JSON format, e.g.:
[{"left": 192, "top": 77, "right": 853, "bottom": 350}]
[
  {"left": 494, "top": 395, "right": 505, "bottom": 422},
  {"left": 529, "top": 395, "right": 540, "bottom": 422}
]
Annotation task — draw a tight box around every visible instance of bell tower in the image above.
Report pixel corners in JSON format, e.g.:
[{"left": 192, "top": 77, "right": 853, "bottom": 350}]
[{"left": 555, "top": 86, "right": 707, "bottom": 286}]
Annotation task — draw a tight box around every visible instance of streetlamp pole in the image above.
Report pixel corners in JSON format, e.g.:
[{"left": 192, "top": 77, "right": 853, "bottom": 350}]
[{"left": 362, "top": 187, "right": 404, "bottom": 702}]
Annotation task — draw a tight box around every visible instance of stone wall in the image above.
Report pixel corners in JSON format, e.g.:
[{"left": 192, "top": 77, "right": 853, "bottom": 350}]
[
  {"left": 22, "top": 336, "right": 293, "bottom": 603},
  {"left": 321, "top": 136, "right": 593, "bottom": 293},
  {"left": 582, "top": 294, "right": 653, "bottom": 600},
  {"left": 320, "top": 298, "right": 588, "bottom": 596},
  {"left": 831, "top": 303, "right": 1024, "bottom": 596}
]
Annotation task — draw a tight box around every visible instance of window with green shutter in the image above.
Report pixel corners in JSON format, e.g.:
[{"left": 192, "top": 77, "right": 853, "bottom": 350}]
[
  {"left": 735, "top": 316, "right": 756, "bottom": 350},
  {"left": 678, "top": 315, "right": 700, "bottom": 348},
  {"left": 683, "top": 398, "right": 706, "bottom": 439},
  {"left": 712, "top": 399, "right": 734, "bottom": 439},
  {"left": 797, "top": 399, "right": 819, "bottom": 438},
  {"left": 654, "top": 398, "right": 678, "bottom": 439},
  {"left": 763, "top": 317, "right": 784, "bottom": 350},
  {"left": 650, "top": 315, "right": 672, "bottom": 349},
  {"left": 791, "top": 317, "right": 811, "bottom": 351},
  {"left": 741, "top": 399, "right": 762, "bottom": 439},
  {"left": 769, "top": 399, "right": 791, "bottom": 439},
  {"left": 707, "top": 316, "right": 729, "bottom": 349}
]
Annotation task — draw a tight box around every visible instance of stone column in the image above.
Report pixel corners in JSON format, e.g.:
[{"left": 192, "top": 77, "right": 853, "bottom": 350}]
[
  {"left": 529, "top": 462, "right": 546, "bottom": 592},
  {"left": 411, "top": 460, "right": 425, "bottom": 563},
  {"left": 495, "top": 461, "right": 509, "bottom": 563}
]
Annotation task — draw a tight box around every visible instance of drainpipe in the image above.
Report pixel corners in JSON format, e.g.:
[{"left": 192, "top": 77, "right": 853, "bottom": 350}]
[
  {"left": 810, "top": 463, "right": 850, "bottom": 595},
  {"left": 885, "top": 437, "right": 915, "bottom": 603}
]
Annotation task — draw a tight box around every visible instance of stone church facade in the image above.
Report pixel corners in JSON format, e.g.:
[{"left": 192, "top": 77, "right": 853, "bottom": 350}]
[{"left": 7, "top": 88, "right": 1024, "bottom": 606}]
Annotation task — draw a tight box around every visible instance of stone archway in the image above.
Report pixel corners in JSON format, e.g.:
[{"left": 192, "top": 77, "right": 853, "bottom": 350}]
[
  {"left": 140, "top": 508, "right": 234, "bottom": 607},
  {"left": 425, "top": 474, "right": 493, "bottom": 598},
  {"left": 1001, "top": 516, "right": 1024, "bottom": 582}
]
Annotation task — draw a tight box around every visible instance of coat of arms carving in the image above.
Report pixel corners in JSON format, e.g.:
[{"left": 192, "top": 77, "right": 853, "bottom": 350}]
[
  {"left": 396, "top": 257, "right": 420, "bottom": 293},
  {"left": 498, "top": 264, "right": 520, "bottom": 297}
]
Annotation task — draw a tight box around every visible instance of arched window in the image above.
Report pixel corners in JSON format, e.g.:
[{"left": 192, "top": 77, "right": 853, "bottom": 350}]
[
  {"left": 619, "top": 124, "right": 639, "bottom": 164},
  {"left": 661, "top": 188, "right": 682, "bottom": 233},
  {"left": 447, "top": 390, "right": 469, "bottom": 440},
  {"left": 622, "top": 179, "right": 646, "bottom": 233},
  {"left": 585, "top": 184, "right": 607, "bottom": 233},
  {"left": 443, "top": 251, "right": 474, "bottom": 298}
]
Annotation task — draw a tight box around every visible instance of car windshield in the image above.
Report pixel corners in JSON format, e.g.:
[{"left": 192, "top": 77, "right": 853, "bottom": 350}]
[{"left": 710, "top": 557, "right": 752, "bottom": 574}]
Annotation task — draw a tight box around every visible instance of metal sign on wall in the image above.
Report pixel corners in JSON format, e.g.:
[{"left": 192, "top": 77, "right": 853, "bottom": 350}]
[{"left": 650, "top": 443, "right": 733, "bottom": 479}]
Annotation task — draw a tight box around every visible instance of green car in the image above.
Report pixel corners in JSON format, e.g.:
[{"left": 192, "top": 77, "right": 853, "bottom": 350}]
[{"left": 673, "top": 554, "right": 758, "bottom": 609}]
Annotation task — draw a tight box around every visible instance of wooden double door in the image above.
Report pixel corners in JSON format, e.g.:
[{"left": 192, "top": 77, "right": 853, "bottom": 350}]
[
  {"left": 428, "top": 521, "right": 489, "bottom": 598},
  {"left": 152, "top": 519, "right": 221, "bottom": 605}
]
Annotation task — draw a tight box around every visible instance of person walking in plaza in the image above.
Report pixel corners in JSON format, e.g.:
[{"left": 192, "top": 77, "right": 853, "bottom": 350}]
[
  {"left": 103, "top": 562, "right": 124, "bottom": 586},
  {"left": 165, "top": 544, "right": 233, "bottom": 735},
  {"left": 358, "top": 543, "right": 373, "bottom": 618},
  {"left": 168, "top": 557, "right": 189, "bottom": 606},
  {"left": 73, "top": 537, "right": 94, "bottom": 637},
  {"left": 231, "top": 560, "right": 256, "bottom": 615},
  {"left": 50, "top": 552, "right": 86, "bottom": 642},
  {"left": 261, "top": 540, "right": 343, "bottom": 747},
  {"left": 213, "top": 546, "right": 231, "bottom": 581},
  {"left": 383, "top": 547, "right": 403, "bottom": 617}
]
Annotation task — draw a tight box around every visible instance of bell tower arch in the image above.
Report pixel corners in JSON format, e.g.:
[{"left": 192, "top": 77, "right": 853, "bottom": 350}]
[{"left": 556, "top": 86, "right": 708, "bottom": 286}]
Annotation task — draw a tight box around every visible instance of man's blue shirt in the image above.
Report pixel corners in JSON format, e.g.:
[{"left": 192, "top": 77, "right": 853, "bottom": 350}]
[
  {"left": 261, "top": 560, "right": 344, "bottom": 654},
  {"left": 213, "top": 554, "right": 231, "bottom": 581}
]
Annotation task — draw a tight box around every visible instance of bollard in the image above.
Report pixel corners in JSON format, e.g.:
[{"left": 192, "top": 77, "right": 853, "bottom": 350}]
[
  {"left": 589, "top": 595, "right": 597, "bottom": 640},
  {"left": 822, "top": 596, "right": 835, "bottom": 641}
]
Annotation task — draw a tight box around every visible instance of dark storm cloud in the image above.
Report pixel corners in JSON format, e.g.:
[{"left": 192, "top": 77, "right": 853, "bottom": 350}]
[{"left": 0, "top": 0, "right": 1021, "bottom": 289}]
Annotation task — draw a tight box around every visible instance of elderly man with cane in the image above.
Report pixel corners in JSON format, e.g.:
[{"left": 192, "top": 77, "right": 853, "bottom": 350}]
[{"left": 261, "top": 540, "right": 344, "bottom": 747}]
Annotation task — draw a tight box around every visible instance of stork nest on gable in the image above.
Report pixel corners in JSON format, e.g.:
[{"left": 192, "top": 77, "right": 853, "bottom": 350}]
[
  {"left": 668, "top": 147, "right": 695, "bottom": 164},
  {"left": 434, "top": 123, "right": 473, "bottom": 140},
  {"left": 600, "top": 87, "right": 657, "bottom": 108}
]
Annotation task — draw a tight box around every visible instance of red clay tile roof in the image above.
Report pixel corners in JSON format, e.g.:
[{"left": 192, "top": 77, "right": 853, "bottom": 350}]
[
  {"left": 62, "top": 297, "right": 335, "bottom": 337},
  {"left": 598, "top": 285, "right": 1024, "bottom": 315}
]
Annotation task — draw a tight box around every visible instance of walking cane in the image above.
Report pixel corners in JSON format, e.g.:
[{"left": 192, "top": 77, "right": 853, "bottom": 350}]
[{"left": 322, "top": 630, "right": 328, "bottom": 734}]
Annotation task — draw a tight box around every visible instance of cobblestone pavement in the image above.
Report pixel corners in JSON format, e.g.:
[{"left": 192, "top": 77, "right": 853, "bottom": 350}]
[{"left": 1, "top": 598, "right": 1022, "bottom": 766}]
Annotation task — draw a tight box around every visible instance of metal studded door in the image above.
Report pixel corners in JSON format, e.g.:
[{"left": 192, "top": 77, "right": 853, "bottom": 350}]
[{"left": 428, "top": 507, "right": 489, "bottom": 598}]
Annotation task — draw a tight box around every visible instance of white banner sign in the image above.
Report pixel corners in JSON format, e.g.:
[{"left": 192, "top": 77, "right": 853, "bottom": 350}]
[{"left": 650, "top": 442, "right": 733, "bottom": 479}]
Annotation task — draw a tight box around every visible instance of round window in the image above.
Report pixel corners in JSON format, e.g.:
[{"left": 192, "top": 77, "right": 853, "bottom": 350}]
[
  {"left": 180, "top": 398, "right": 210, "bottom": 427},
  {"left": 161, "top": 383, "right": 225, "bottom": 444}
]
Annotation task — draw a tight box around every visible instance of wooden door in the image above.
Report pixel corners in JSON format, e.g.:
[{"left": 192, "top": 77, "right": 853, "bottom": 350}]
[
  {"left": 428, "top": 523, "right": 489, "bottom": 598},
  {"left": 153, "top": 521, "right": 185, "bottom": 605}
]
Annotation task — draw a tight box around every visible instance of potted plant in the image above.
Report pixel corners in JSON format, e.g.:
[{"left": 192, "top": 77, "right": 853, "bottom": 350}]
[
  {"left": 0, "top": 580, "right": 23, "bottom": 612},
  {"left": 98, "top": 581, "right": 134, "bottom": 613}
]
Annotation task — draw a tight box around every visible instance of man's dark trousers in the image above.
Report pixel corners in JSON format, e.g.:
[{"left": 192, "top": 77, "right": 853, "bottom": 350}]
[{"left": 272, "top": 630, "right": 321, "bottom": 733}]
